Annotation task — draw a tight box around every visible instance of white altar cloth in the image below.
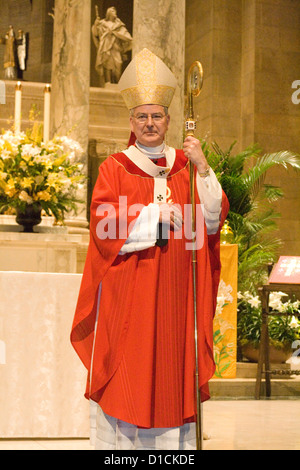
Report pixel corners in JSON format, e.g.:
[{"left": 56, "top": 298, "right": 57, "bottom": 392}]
[{"left": 0, "top": 271, "right": 89, "bottom": 438}]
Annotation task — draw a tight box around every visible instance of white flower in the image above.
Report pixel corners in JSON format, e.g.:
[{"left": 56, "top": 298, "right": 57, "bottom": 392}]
[
  {"left": 1, "top": 131, "right": 26, "bottom": 153},
  {"left": 56, "top": 136, "right": 83, "bottom": 161},
  {"left": 292, "top": 300, "right": 300, "bottom": 310},
  {"left": 21, "top": 144, "right": 41, "bottom": 157},
  {"left": 45, "top": 141, "right": 63, "bottom": 153},
  {"left": 219, "top": 319, "right": 235, "bottom": 335},
  {"left": 60, "top": 178, "right": 72, "bottom": 194},
  {"left": 289, "top": 316, "right": 300, "bottom": 329},
  {"left": 218, "top": 280, "right": 233, "bottom": 303},
  {"left": 243, "top": 291, "right": 252, "bottom": 301},
  {"left": 269, "top": 292, "right": 288, "bottom": 311},
  {"left": 19, "top": 191, "right": 33, "bottom": 204},
  {"left": 3, "top": 130, "right": 25, "bottom": 142},
  {"left": 216, "top": 280, "right": 234, "bottom": 315},
  {"left": 247, "top": 295, "right": 261, "bottom": 309},
  {"left": 217, "top": 294, "right": 226, "bottom": 308},
  {"left": 0, "top": 149, "right": 11, "bottom": 159}
]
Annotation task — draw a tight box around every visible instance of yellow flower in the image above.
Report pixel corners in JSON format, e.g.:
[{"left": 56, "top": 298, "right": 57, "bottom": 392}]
[
  {"left": 36, "top": 190, "right": 52, "bottom": 201},
  {"left": 21, "top": 177, "right": 34, "bottom": 189},
  {"left": 5, "top": 186, "right": 17, "bottom": 198},
  {"left": 6, "top": 178, "right": 15, "bottom": 189},
  {"left": 44, "top": 160, "right": 54, "bottom": 170},
  {"left": 4, "top": 178, "right": 17, "bottom": 197}
]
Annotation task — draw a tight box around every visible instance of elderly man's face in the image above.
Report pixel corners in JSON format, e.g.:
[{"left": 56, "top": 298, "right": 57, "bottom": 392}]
[{"left": 130, "top": 104, "right": 170, "bottom": 147}]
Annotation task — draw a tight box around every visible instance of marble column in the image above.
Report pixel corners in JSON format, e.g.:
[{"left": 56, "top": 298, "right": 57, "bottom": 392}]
[
  {"left": 132, "top": 0, "right": 186, "bottom": 149},
  {"left": 50, "top": 0, "right": 91, "bottom": 229}
]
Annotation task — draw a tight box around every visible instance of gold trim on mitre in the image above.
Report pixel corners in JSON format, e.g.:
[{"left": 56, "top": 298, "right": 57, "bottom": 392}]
[{"left": 119, "top": 48, "right": 177, "bottom": 109}]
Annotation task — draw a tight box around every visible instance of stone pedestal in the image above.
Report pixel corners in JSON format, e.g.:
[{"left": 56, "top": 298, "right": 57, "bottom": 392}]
[
  {"left": 0, "top": 231, "right": 88, "bottom": 274},
  {"left": 0, "top": 215, "right": 88, "bottom": 273},
  {"left": 132, "top": 0, "right": 186, "bottom": 149}
]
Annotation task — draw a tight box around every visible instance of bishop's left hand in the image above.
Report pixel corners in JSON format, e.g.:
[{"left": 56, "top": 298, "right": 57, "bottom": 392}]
[{"left": 183, "top": 136, "right": 209, "bottom": 175}]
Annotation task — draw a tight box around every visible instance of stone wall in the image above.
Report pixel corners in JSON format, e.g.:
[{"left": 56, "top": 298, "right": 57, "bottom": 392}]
[
  {"left": 185, "top": 0, "right": 242, "bottom": 150},
  {"left": 186, "top": 0, "right": 300, "bottom": 256},
  {"left": 249, "top": 0, "right": 300, "bottom": 256}
]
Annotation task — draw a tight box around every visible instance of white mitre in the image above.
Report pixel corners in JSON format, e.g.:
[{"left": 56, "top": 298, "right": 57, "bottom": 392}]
[{"left": 118, "top": 48, "right": 177, "bottom": 109}]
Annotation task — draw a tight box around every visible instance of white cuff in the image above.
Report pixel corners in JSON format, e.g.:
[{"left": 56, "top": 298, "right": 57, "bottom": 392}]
[
  {"left": 196, "top": 168, "right": 222, "bottom": 235},
  {"left": 119, "top": 203, "right": 160, "bottom": 254}
]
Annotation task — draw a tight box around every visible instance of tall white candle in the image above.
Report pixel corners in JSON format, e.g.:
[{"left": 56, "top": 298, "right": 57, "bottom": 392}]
[
  {"left": 43, "top": 84, "right": 51, "bottom": 142},
  {"left": 14, "top": 81, "right": 22, "bottom": 134}
]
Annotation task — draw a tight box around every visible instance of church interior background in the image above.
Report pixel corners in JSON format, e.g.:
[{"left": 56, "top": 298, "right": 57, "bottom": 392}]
[{"left": 0, "top": 0, "right": 299, "bottom": 450}]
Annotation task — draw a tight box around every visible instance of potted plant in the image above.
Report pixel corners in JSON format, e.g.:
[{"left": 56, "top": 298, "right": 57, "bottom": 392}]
[
  {"left": 201, "top": 140, "right": 300, "bottom": 362},
  {"left": 203, "top": 140, "right": 300, "bottom": 292},
  {"left": 237, "top": 291, "right": 300, "bottom": 363},
  {"left": 0, "top": 125, "right": 86, "bottom": 231}
]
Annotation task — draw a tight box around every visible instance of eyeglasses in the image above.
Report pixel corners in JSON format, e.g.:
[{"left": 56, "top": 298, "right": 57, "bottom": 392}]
[{"left": 133, "top": 113, "right": 166, "bottom": 123}]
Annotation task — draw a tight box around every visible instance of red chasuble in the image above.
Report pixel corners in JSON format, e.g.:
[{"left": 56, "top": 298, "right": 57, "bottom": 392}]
[{"left": 71, "top": 148, "right": 229, "bottom": 429}]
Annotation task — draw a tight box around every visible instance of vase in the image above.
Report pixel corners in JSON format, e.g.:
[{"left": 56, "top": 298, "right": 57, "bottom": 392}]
[
  {"left": 16, "top": 204, "right": 42, "bottom": 233},
  {"left": 241, "top": 343, "right": 293, "bottom": 364}
]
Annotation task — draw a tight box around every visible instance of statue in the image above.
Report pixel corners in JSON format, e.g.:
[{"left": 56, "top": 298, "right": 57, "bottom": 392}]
[
  {"left": 91, "top": 6, "right": 132, "bottom": 85},
  {"left": 0, "top": 26, "right": 27, "bottom": 80},
  {"left": 0, "top": 25, "right": 17, "bottom": 80},
  {"left": 16, "top": 29, "right": 27, "bottom": 76}
]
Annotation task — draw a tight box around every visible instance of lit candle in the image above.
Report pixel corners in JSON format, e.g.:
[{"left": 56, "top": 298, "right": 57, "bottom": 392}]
[
  {"left": 43, "top": 84, "right": 51, "bottom": 142},
  {"left": 14, "top": 81, "right": 22, "bottom": 134}
]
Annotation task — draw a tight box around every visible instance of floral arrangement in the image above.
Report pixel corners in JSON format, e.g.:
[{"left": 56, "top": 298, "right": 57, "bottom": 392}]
[
  {"left": 237, "top": 290, "right": 300, "bottom": 351},
  {"left": 0, "top": 126, "right": 85, "bottom": 223}
]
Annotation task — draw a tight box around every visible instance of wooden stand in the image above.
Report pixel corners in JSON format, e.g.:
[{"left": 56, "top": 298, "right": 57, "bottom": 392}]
[{"left": 255, "top": 282, "right": 300, "bottom": 399}]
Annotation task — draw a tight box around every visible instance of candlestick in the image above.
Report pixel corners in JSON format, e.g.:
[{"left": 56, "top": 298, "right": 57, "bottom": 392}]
[
  {"left": 14, "top": 81, "right": 22, "bottom": 134},
  {"left": 43, "top": 84, "right": 51, "bottom": 142}
]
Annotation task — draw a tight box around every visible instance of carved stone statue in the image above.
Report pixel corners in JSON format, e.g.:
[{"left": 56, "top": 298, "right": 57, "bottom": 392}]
[
  {"left": 0, "top": 25, "right": 17, "bottom": 80},
  {"left": 91, "top": 6, "right": 132, "bottom": 85},
  {"left": 16, "top": 29, "right": 27, "bottom": 74}
]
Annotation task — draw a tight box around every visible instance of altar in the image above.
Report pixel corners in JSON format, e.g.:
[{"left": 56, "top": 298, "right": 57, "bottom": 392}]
[{"left": 0, "top": 271, "right": 89, "bottom": 438}]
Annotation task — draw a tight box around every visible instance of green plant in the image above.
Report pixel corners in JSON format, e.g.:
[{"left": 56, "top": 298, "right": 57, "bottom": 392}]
[
  {"left": 0, "top": 125, "right": 85, "bottom": 222},
  {"left": 237, "top": 291, "right": 300, "bottom": 349},
  {"left": 202, "top": 140, "right": 300, "bottom": 292},
  {"left": 200, "top": 139, "right": 300, "bottom": 355}
]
